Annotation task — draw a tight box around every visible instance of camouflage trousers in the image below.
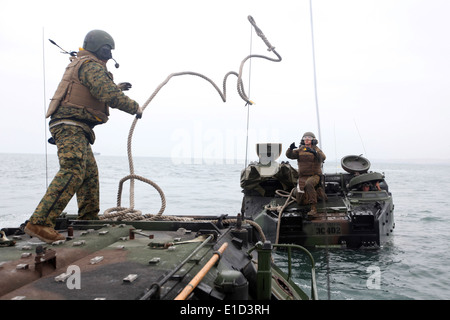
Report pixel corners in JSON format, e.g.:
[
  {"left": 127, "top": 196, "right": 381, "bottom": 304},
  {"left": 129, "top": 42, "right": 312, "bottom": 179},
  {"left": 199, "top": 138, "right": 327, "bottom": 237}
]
[
  {"left": 29, "top": 124, "right": 99, "bottom": 227},
  {"left": 296, "top": 175, "right": 321, "bottom": 205}
]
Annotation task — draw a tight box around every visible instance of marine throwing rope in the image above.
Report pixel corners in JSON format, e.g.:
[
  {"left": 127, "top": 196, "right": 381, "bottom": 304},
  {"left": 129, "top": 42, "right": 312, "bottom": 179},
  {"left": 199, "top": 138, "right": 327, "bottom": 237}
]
[{"left": 100, "top": 16, "right": 280, "bottom": 235}]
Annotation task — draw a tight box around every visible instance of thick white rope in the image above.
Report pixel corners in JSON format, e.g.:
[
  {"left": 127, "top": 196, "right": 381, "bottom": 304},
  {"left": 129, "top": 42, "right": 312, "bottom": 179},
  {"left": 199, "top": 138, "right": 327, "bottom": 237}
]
[{"left": 101, "top": 16, "right": 281, "bottom": 230}]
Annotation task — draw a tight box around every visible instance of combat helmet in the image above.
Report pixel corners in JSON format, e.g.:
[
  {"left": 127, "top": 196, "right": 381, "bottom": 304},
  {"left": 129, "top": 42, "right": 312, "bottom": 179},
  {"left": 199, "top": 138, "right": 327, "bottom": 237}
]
[
  {"left": 302, "top": 132, "right": 316, "bottom": 139},
  {"left": 300, "top": 131, "right": 318, "bottom": 145},
  {"left": 83, "top": 30, "right": 115, "bottom": 53}
]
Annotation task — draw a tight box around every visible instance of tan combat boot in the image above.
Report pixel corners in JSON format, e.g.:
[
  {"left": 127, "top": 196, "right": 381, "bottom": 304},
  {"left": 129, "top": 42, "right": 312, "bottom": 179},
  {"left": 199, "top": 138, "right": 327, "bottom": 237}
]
[
  {"left": 307, "top": 204, "right": 317, "bottom": 216},
  {"left": 24, "top": 222, "right": 65, "bottom": 244}
]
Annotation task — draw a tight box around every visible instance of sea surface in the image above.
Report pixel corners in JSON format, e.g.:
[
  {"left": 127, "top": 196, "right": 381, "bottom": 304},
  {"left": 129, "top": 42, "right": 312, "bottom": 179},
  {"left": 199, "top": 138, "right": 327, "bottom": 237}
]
[{"left": 1, "top": 153, "right": 449, "bottom": 300}]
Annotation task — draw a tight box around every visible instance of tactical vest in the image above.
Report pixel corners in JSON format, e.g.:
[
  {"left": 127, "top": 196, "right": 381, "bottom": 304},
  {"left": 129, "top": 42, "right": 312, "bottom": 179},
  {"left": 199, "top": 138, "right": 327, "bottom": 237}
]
[
  {"left": 296, "top": 148, "right": 323, "bottom": 176},
  {"left": 46, "top": 50, "right": 110, "bottom": 122}
]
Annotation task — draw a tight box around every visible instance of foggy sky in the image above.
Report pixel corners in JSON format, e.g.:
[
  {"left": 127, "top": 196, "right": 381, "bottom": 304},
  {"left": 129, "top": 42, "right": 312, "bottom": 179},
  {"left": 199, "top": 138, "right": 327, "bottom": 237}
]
[{"left": 1, "top": 0, "right": 449, "bottom": 163}]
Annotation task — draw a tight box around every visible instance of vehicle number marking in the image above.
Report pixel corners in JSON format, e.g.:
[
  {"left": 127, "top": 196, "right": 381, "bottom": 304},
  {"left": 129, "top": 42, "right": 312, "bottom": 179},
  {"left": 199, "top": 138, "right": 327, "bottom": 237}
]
[{"left": 315, "top": 223, "right": 341, "bottom": 235}]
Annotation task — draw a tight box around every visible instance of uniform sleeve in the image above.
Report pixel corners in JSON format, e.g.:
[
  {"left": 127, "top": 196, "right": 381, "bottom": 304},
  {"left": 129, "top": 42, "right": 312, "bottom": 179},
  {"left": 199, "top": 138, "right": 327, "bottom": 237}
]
[
  {"left": 285, "top": 148, "right": 298, "bottom": 160},
  {"left": 79, "top": 61, "right": 139, "bottom": 115},
  {"left": 315, "top": 147, "right": 326, "bottom": 162}
]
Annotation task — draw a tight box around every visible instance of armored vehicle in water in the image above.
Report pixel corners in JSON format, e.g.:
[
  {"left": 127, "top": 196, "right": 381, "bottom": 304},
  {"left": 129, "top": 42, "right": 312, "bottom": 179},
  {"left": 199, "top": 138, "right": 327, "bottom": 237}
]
[
  {"left": 0, "top": 16, "right": 321, "bottom": 301},
  {"left": 0, "top": 215, "right": 317, "bottom": 300},
  {"left": 241, "top": 143, "right": 395, "bottom": 249}
]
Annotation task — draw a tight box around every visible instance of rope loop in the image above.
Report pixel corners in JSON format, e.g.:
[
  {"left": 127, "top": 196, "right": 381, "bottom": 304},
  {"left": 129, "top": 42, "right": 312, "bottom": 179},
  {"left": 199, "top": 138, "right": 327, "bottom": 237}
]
[{"left": 101, "top": 16, "right": 281, "bottom": 236}]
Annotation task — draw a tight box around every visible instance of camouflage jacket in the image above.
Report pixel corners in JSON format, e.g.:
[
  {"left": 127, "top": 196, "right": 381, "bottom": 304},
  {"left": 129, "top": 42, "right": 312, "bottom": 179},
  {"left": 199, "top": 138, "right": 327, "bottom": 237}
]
[
  {"left": 286, "top": 145, "right": 326, "bottom": 176},
  {"left": 49, "top": 50, "right": 139, "bottom": 127}
]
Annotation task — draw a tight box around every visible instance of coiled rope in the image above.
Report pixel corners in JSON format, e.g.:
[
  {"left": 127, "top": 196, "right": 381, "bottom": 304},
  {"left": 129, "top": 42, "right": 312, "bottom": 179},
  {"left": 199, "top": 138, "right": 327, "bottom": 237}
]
[
  {"left": 100, "top": 16, "right": 280, "bottom": 237},
  {"left": 263, "top": 188, "right": 297, "bottom": 244}
]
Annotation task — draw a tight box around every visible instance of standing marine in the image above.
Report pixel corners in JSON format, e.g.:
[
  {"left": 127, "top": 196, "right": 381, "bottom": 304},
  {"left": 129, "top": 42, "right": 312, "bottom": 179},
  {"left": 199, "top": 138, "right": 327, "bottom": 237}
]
[
  {"left": 286, "top": 132, "right": 326, "bottom": 215},
  {"left": 25, "top": 30, "right": 143, "bottom": 243}
]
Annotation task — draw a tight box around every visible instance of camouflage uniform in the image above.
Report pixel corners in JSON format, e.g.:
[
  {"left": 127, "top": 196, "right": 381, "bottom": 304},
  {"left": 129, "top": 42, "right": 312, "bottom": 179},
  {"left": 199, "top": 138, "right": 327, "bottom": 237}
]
[
  {"left": 29, "top": 50, "right": 139, "bottom": 228},
  {"left": 286, "top": 145, "right": 326, "bottom": 205}
]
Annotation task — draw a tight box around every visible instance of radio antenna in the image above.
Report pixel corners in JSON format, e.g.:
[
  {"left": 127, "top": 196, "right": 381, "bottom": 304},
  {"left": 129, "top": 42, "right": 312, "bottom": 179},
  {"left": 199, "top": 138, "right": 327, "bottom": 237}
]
[
  {"left": 48, "top": 39, "right": 77, "bottom": 56},
  {"left": 42, "top": 28, "right": 49, "bottom": 187}
]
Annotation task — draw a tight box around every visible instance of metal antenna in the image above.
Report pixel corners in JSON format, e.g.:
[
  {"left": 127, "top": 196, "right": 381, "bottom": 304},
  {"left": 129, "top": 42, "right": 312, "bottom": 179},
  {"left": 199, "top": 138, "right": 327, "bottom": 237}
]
[
  {"left": 42, "top": 28, "right": 49, "bottom": 188},
  {"left": 310, "top": 0, "right": 330, "bottom": 300},
  {"left": 310, "top": 0, "right": 322, "bottom": 148},
  {"left": 48, "top": 39, "right": 77, "bottom": 56}
]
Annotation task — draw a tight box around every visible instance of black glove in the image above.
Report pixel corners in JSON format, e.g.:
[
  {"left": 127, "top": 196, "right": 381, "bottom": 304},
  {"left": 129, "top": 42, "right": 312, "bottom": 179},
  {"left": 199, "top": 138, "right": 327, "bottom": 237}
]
[
  {"left": 304, "top": 147, "right": 317, "bottom": 157},
  {"left": 289, "top": 142, "right": 296, "bottom": 150},
  {"left": 118, "top": 82, "right": 132, "bottom": 91},
  {"left": 48, "top": 137, "right": 56, "bottom": 145}
]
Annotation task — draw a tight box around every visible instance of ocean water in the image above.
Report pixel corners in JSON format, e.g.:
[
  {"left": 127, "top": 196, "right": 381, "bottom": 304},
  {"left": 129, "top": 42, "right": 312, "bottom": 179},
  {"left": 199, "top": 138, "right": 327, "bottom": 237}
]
[{"left": 1, "top": 153, "right": 449, "bottom": 300}]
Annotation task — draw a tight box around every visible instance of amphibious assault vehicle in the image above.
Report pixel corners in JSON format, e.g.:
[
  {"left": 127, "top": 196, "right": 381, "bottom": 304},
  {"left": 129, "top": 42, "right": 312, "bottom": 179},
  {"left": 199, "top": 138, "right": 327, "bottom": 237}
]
[
  {"left": 241, "top": 143, "right": 395, "bottom": 249},
  {"left": 0, "top": 215, "right": 317, "bottom": 300}
]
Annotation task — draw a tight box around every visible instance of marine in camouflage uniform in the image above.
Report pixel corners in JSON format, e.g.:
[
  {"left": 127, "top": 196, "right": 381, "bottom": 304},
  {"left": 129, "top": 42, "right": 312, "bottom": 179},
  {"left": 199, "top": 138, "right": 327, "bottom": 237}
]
[
  {"left": 286, "top": 132, "right": 326, "bottom": 214},
  {"left": 25, "top": 30, "right": 142, "bottom": 243}
]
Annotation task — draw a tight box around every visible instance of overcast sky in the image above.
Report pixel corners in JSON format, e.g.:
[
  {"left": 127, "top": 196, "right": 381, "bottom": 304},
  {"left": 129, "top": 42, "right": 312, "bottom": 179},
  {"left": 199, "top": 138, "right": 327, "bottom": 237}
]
[{"left": 1, "top": 0, "right": 450, "bottom": 164}]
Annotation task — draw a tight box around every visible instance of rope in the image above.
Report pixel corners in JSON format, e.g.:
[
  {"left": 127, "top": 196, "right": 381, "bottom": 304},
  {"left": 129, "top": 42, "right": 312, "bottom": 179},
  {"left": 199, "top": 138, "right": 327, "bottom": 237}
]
[
  {"left": 100, "top": 16, "right": 279, "bottom": 242},
  {"left": 244, "top": 23, "right": 253, "bottom": 168},
  {"left": 101, "top": 174, "right": 166, "bottom": 220},
  {"left": 263, "top": 188, "right": 297, "bottom": 244}
]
